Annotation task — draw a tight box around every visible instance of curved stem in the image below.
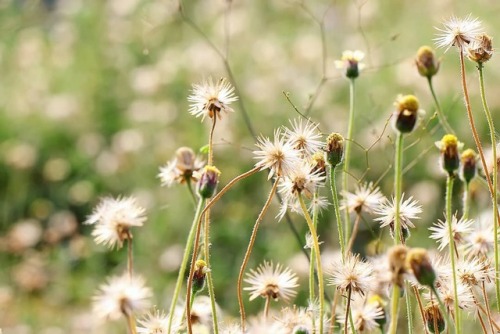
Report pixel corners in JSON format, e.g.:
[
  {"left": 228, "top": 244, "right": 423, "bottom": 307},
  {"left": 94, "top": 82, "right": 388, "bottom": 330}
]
[
  {"left": 346, "top": 213, "right": 361, "bottom": 254},
  {"left": 330, "top": 166, "right": 346, "bottom": 260},
  {"left": 477, "top": 63, "right": 500, "bottom": 310},
  {"left": 264, "top": 295, "right": 271, "bottom": 318},
  {"left": 446, "top": 175, "right": 460, "bottom": 334},
  {"left": 299, "top": 194, "right": 325, "bottom": 334},
  {"left": 481, "top": 281, "right": 497, "bottom": 333},
  {"left": 237, "top": 177, "right": 279, "bottom": 331},
  {"left": 203, "top": 209, "right": 219, "bottom": 334},
  {"left": 343, "top": 79, "right": 356, "bottom": 242},
  {"left": 427, "top": 77, "right": 454, "bottom": 134},
  {"left": 309, "top": 190, "right": 319, "bottom": 331},
  {"left": 413, "top": 286, "right": 429, "bottom": 334},
  {"left": 168, "top": 198, "right": 205, "bottom": 334},
  {"left": 430, "top": 285, "right": 452, "bottom": 333}
]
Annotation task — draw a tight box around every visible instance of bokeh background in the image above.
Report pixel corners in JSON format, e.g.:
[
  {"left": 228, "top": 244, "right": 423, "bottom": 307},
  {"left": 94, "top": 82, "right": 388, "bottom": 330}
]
[{"left": 2, "top": 0, "right": 500, "bottom": 333}]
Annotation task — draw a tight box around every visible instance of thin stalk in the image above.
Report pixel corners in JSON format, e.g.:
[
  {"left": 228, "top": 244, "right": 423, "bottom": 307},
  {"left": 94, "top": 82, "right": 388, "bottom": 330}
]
[
  {"left": 388, "top": 132, "right": 404, "bottom": 334},
  {"left": 310, "top": 190, "right": 319, "bottom": 332},
  {"left": 186, "top": 179, "right": 197, "bottom": 207},
  {"left": 203, "top": 209, "right": 219, "bottom": 334},
  {"left": 330, "top": 166, "right": 346, "bottom": 259},
  {"left": 167, "top": 198, "right": 205, "bottom": 333},
  {"left": 430, "top": 285, "right": 452, "bottom": 333},
  {"left": 237, "top": 177, "right": 279, "bottom": 331},
  {"left": 344, "top": 287, "right": 352, "bottom": 334},
  {"left": 346, "top": 214, "right": 361, "bottom": 254},
  {"left": 413, "top": 286, "right": 429, "bottom": 334},
  {"left": 481, "top": 281, "right": 497, "bottom": 333},
  {"left": 208, "top": 116, "right": 217, "bottom": 165},
  {"left": 329, "top": 290, "right": 340, "bottom": 334},
  {"left": 125, "top": 313, "right": 137, "bottom": 334},
  {"left": 426, "top": 77, "right": 454, "bottom": 134},
  {"left": 264, "top": 295, "right": 271, "bottom": 318},
  {"left": 462, "top": 182, "right": 470, "bottom": 219},
  {"left": 478, "top": 63, "right": 500, "bottom": 311},
  {"left": 127, "top": 237, "right": 133, "bottom": 280},
  {"left": 406, "top": 282, "right": 414, "bottom": 334},
  {"left": 299, "top": 194, "right": 325, "bottom": 334},
  {"left": 476, "top": 309, "right": 488, "bottom": 334},
  {"left": 343, "top": 79, "right": 356, "bottom": 242},
  {"left": 445, "top": 175, "right": 460, "bottom": 334}
]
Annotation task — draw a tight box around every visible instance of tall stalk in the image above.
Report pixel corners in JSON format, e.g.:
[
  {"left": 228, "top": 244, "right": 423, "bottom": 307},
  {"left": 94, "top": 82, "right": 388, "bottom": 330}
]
[
  {"left": 203, "top": 210, "right": 219, "bottom": 334},
  {"left": 343, "top": 79, "right": 356, "bottom": 242},
  {"left": 426, "top": 77, "right": 454, "bottom": 134},
  {"left": 477, "top": 63, "right": 500, "bottom": 310},
  {"left": 330, "top": 166, "right": 346, "bottom": 260},
  {"left": 446, "top": 175, "right": 460, "bottom": 333}
]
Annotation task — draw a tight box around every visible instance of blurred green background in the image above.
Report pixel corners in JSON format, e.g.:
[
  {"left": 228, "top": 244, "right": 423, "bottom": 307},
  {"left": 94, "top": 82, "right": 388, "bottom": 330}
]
[{"left": 2, "top": 0, "right": 500, "bottom": 332}]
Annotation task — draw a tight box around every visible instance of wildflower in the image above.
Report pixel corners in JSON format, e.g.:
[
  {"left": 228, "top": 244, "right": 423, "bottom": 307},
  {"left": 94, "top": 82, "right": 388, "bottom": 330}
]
[
  {"left": 324, "top": 133, "right": 344, "bottom": 167},
  {"left": 455, "top": 257, "right": 490, "bottom": 286},
  {"left": 335, "top": 50, "right": 366, "bottom": 79},
  {"left": 158, "top": 147, "right": 205, "bottom": 187},
  {"left": 92, "top": 274, "right": 152, "bottom": 320},
  {"left": 195, "top": 165, "right": 221, "bottom": 199},
  {"left": 244, "top": 261, "right": 299, "bottom": 302},
  {"left": 307, "top": 195, "right": 330, "bottom": 216},
  {"left": 435, "top": 15, "right": 483, "bottom": 52},
  {"left": 85, "top": 196, "right": 146, "bottom": 249},
  {"left": 392, "top": 94, "right": 424, "bottom": 134},
  {"left": 405, "top": 248, "right": 436, "bottom": 287},
  {"left": 328, "top": 253, "right": 374, "bottom": 296},
  {"left": 374, "top": 195, "right": 422, "bottom": 239},
  {"left": 341, "top": 182, "right": 385, "bottom": 214},
  {"left": 137, "top": 308, "right": 179, "bottom": 334},
  {"left": 463, "top": 225, "right": 495, "bottom": 257},
  {"left": 467, "top": 33, "right": 493, "bottom": 63},
  {"left": 254, "top": 129, "right": 301, "bottom": 179},
  {"left": 337, "top": 295, "right": 384, "bottom": 332},
  {"left": 415, "top": 46, "right": 440, "bottom": 78},
  {"left": 188, "top": 77, "right": 238, "bottom": 121},
  {"left": 433, "top": 279, "right": 475, "bottom": 313},
  {"left": 276, "top": 306, "right": 320, "bottom": 334},
  {"left": 429, "top": 215, "right": 473, "bottom": 251},
  {"left": 460, "top": 149, "right": 477, "bottom": 183},
  {"left": 435, "top": 134, "right": 463, "bottom": 176},
  {"left": 423, "top": 302, "right": 445, "bottom": 334},
  {"left": 283, "top": 118, "right": 323, "bottom": 158},
  {"left": 277, "top": 162, "right": 325, "bottom": 204}
]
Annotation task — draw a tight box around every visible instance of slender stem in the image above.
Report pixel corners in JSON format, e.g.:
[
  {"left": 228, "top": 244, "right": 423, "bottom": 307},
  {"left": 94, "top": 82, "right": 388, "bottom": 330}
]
[
  {"left": 446, "top": 175, "right": 460, "bottom": 334},
  {"left": 329, "top": 289, "right": 340, "bottom": 334},
  {"left": 330, "top": 166, "right": 346, "bottom": 260},
  {"left": 426, "top": 77, "right": 454, "bottom": 134},
  {"left": 343, "top": 79, "right": 356, "bottom": 242},
  {"left": 125, "top": 313, "right": 137, "bottom": 334},
  {"left": 237, "top": 177, "right": 279, "bottom": 331},
  {"left": 477, "top": 63, "right": 500, "bottom": 311},
  {"left": 388, "top": 132, "right": 404, "bottom": 334},
  {"left": 346, "top": 213, "right": 361, "bottom": 254},
  {"left": 430, "top": 285, "right": 452, "bottom": 333},
  {"left": 344, "top": 287, "right": 352, "bottom": 334},
  {"left": 481, "top": 281, "right": 497, "bottom": 333},
  {"left": 264, "top": 295, "right": 271, "bottom": 318},
  {"left": 476, "top": 308, "right": 489, "bottom": 334},
  {"left": 203, "top": 209, "right": 219, "bottom": 334},
  {"left": 186, "top": 179, "right": 197, "bottom": 207},
  {"left": 413, "top": 286, "right": 429, "bottom": 334},
  {"left": 208, "top": 117, "right": 217, "bottom": 165},
  {"left": 310, "top": 190, "right": 319, "bottom": 331},
  {"left": 405, "top": 282, "right": 414, "bottom": 334},
  {"left": 168, "top": 198, "right": 205, "bottom": 334},
  {"left": 127, "top": 237, "right": 133, "bottom": 280},
  {"left": 462, "top": 182, "right": 470, "bottom": 219},
  {"left": 299, "top": 194, "right": 325, "bottom": 334}
]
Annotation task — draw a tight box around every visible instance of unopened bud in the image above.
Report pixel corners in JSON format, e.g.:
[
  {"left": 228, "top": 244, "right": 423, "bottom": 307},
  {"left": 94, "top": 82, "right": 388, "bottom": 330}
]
[
  {"left": 325, "top": 133, "right": 344, "bottom": 167},
  {"left": 196, "top": 165, "right": 221, "bottom": 198},
  {"left": 460, "top": 149, "right": 477, "bottom": 183},
  {"left": 424, "top": 302, "right": 445, "bottom": 333},
  {"left": 405, "top": 248, "right": 436, "bottom": 287},
  {"left": 393, "top": 95, "right": 422, "bottom": 134},
  {"left": 435, "top": 134, "right": 463, "bottom": 176},
  {"left": 388, "top": 245, "right": 408, "bottom": 288},
  {"left": 192, "top": 259, "right": 210, "bottom": 295},
  {"left": 335, "top": 50, "right": 365, "bottom": 79},
  {"left": 292, "top": 325, "right": 310, "bottom": 334},
  {"left": 415, "top": 46, "right": 440, "bottom": 78}
]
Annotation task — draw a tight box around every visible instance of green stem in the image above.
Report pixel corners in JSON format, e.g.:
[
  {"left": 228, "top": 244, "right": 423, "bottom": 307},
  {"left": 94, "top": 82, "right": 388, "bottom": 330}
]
[
  {"left": 186, "top": 180, "right": 197, "bottom": 207},
  {"left": 446, "top": 175, "right": 460, "bottom": 334},
  {"left": 310, "top": 190, "right": 319, "bottom": 332},
  {"left": 344, "top": 287, "right": 352, "bottom": 334},
  {"left": 343, "top": 79, "right": 356, "bottom": 243},
  {"left": 463, "top": 182, "right": 470, "bottom": 220},
  {"left": 330, "top": 166, "right": 346, "bottom": 260},
  {"left": 427, "top": 77, "right": 454, "bottom": 134},
  {"left": 167, "top": 198, "right": 205, "bottom": 333},
  {"left": 405, "top": 281, "right": 413, "bottom": 334},
  {"left": 430, "top": 286, "right": 453, "bottom": 332},
  {"left": 299, "top": 194, "right": 325, "bottom": 334},
  {"left": 478, "top": 63, "right": 500, "bottom": 311},
  {"left": 203, "top": 210, "right": 219, "bottom": 334},
  {"left": 388, "top": 132, "right": 404, "bottom": 334}
]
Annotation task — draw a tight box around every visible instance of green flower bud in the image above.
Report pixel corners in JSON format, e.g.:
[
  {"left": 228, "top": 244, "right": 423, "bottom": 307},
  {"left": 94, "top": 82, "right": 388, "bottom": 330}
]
[
  {"left": 415, "top": 46, "right": 440, "bottom": 78},
  {"left": 405, "top": 248, "right": 436, "bottom": 287},
  {"left": 196, "top": 165, "right": 221, "bottom": 199},
  {"left": 460, "top": 149, "right": 477, "bottom": 183},
  {"left": 325, "top": 133, "right": 344, "bottom": 167},
  {"left": 435, "top": 134, "right": 463, "bottom": 176},
  {"left": 192, "top": 259, "right": 210, "bottom": 295}
]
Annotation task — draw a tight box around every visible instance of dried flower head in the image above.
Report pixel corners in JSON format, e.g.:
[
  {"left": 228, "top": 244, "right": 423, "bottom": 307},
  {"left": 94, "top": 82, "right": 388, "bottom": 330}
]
[
  {"left": 254, "top": 129, "right": 301, "bottom": 179},
  {"left": 424, "top": 302, "right": 445, "bottom": 334},
  {"left": 284, "top": 118, "right": 323, "bottom": 158},
  {"left": 137, "top": 308, "right": 179, "bottom": 334},
  {"left": 92, "top": 274, "right": 152, "bottom": 320},
  {"left": 415, "top": 46, "right": 440, "bottom": 78},
  {"left": 278, "top": 162, "right": 325, "bottom": 203},
  {"left": 464, "top": 225, "right": 495, "bottom": 258},
  {"left": 392, "top": 94, "right": 424, "bottom": 134},
  {"left": 429, "top": 215, "right": 473, "bottom": 251},
  {"left": 158, "top": 147, "right": 205, "bottom": 187},
  {"left": 435, "top": 15, "right": 483, "bottom": 52},
  {"left": 276, "top": 306, "right": 321, "bottom": 334},
  {"left": 455, "top": 257, "right": 490, "bottom": 287},
  {"left": 341, "top": 182, "right": 385, "bottom": 214},
  {"left": 188, "top": 77, "right": 238, "bottom": 121},
  {"left": 85, "top": 196, "right": 147, "bottom": 249},
  {"left": 335, "top": 50, "right": 366, "bottom": 79},
  {"left": 435, "top": 134, "right": 463, "bottom": 176},
  {"left": 328, "top": 253, "right": 374, "bottom": 296},
  {"left": 375, "top": 195, "right": 422, "bottom": 241},
  {"left": 433, "top": 279, "right": 475, "bottom": 313},
  {"left": 244, "top": 261, "right": 299, "bottom": 302},
  {"left": 467, "top": 33, "right": 493, "bottom": 63},
  {"left": 460, "top": 149, "right": 477, "bottom": 183},
  {"left": 310, "top": 151, "right": 327, "bottom": 176}
]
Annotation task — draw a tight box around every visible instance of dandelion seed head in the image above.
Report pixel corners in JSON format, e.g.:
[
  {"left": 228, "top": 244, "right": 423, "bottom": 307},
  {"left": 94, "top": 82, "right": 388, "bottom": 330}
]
[
  {"left": 341, "top": 182, "right": 385, "bottom": 214},
  {"left": 328, "top": 253, "right": 374, "bottom": 296},
  {"left": 283, "top": 118, "right": 323, "bottom": 158},
  {"left": 435, "top": 15, "right": 483, "bottom": 52},
  {"left": 244, "top": 261, "right": 299, "bottom": 302},
  {"left": 429, "top": 215, "right": 473, "bottom": 251},
  {"left": 188, "top": 77, "right": 238, "bottom": 121}
]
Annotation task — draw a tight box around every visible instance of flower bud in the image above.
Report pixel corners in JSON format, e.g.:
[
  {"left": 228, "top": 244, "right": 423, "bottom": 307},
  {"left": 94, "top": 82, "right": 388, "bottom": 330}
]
[
  {"left": 435, "top": 134, "right": 463, "bottom": 176},
  {"left": 292, "top": 325, "right": 310, "bottom": 334},
  {"left": 393, "top": 95, "right": 422, "bottom": 134},
  {"left": 405, "top": 248, "right": 436, "bottom": 287},
  {"left": 424, "top": 302, "right": 445, "bottom": 333},
  {"left": 335, "top": 50, "right": 365, "bottom": 79},
  {"left": 311, "top": 151, "right": 327, "bottom": 177},
  {"left": 192, "top": 259, "right": 210, "bottom": 295},
  {"left": 460, "top": 149, "right": 477, "bottom": 183},
  {"left": 467, "top": 33, "right": 493, "bottom": 64},
  {"left": 415, "top": 46, "right": 440, "bottom": 78},
  {"left": 325, "top": 133, "right": 344, "bottom": 167},
  {"left": 196, "top": 165, "right": 221, "bottom": 199},
  {"left": 388, "top": 245, "right": 408, "bottom": 288}
]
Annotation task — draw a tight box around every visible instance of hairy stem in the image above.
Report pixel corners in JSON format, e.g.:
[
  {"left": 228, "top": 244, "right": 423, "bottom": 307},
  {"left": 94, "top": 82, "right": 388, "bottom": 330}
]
[
  {"left": 427, "top": 76, "right": 454, "bottom": 134},
  {"left": 346, "top": 213, "right": 361, "bottom": 254},
  {"left": 330, "top": 166, "right": 346, "bottom": 260},
  {"left": 446, "top": 175, "right": 460, "bottom": 334},
  {"left": 127, "top": 237, "right": 133, "bottom": 280},
  {"left": 343, "top": 79, "right": 356, "bottom": 242},
  {"left": 203, "top": 209, "right": 219, "bottom": 334},
  {"left": 413, "top": 286, "right": 429, "bottom": 334},
  {"left": 406, "top": 281, "right": 414, "bottom": 334},
  {"left": 344, "top": 287, "right": 352, "bottom": 334}
]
